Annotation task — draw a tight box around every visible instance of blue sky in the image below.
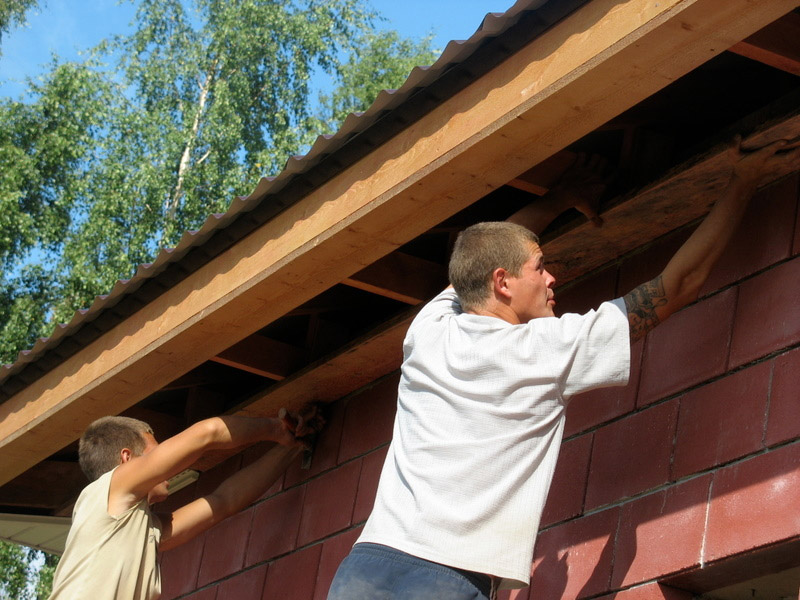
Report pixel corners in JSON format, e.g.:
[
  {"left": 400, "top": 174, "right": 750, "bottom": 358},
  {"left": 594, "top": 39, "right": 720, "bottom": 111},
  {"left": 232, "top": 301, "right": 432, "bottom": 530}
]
[{"left": 0, "top": 0, "right": 514, "bottom": 98}]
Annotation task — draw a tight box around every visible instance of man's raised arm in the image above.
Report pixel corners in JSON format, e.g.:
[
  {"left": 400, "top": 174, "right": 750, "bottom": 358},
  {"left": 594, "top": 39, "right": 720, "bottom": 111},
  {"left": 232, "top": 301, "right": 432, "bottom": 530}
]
[{"left": 624, "top": 137, "right": 800, "bottom": 342}]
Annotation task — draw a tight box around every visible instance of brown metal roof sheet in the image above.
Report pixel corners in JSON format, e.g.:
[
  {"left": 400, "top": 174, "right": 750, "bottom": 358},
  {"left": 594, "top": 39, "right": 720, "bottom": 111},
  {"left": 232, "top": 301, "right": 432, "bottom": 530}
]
[{"left": 0, "top": 0, "right": 588, "bottom": 399}]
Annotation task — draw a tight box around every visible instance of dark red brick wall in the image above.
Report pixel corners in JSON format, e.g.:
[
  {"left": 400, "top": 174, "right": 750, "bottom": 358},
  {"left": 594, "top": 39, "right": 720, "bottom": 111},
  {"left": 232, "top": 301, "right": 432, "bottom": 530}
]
[{"left": 160, "top": 175, "right": 800, "bottom": 599}]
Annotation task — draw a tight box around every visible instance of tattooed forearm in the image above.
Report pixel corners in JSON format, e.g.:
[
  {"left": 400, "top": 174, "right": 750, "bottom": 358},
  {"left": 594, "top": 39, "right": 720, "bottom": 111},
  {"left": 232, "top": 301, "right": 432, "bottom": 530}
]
[{"left": 624, "top": 276, "right": 668, "bottom": 342}]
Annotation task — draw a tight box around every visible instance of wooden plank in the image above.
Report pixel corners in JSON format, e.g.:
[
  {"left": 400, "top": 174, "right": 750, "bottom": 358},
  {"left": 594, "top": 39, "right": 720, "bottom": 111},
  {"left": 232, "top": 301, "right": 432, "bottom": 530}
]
[
  {"left": 729, "top": 12, "right": 800, "bottom": 76},
  {"left": 508, "top": 151, "right": 577, "bottom": 196},
  {"left": 344, "top": 252, "right": 448, "bottom": 304},
  {"left": 210, "top": 334, "right": 304, "bottom": 380},
  {"left": 235, "top": 308, "right": 416, "bottom": 418},
  {"left": 0, "top": 0, "right": 794, "bottom": 487},
  {"left": 0, "top": 461, "right": 85, "bottom": 509},
  {"left": 543, "top": 111, "right": 800, "bottom": 285},
  {"left": 189, "top": 308, "right": 418, "bottom": 472}
]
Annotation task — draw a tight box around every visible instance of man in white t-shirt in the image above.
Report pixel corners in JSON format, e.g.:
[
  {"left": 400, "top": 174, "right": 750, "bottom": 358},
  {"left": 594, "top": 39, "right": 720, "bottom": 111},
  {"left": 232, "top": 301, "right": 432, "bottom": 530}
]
[{"left": 327, "top": 138, "right": 800, "bottom": 599}]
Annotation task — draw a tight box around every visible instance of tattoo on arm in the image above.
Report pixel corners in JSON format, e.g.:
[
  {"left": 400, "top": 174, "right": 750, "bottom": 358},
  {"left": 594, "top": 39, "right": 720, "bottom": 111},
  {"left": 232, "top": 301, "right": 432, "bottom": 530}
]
[{"left": 624, "top": 276, "right": 668, "bottom": 342}]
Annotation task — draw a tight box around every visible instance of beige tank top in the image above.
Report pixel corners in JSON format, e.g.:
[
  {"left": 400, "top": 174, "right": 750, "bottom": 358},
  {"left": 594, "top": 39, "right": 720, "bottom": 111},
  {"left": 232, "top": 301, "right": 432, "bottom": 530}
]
[{"left": 49, "top": 467, "right": 162, "bottom": 600}]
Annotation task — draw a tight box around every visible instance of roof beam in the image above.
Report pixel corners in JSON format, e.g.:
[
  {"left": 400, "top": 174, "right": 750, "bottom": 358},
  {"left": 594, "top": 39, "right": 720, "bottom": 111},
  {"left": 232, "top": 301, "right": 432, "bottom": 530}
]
[
  {"left": 210, "top": 334, "right": 304, "bottom": 380},
  {"left": 343, "top": 252, "right": 447, "bottom": 304},
  {"left": 0, "top": 0, "right": 795, "bottom": 486},
  {"left": 507, "top": 151, "right": 577, "bottom": 196},
  {"left": 729, "top": 12, "right": 800, "bottom": 76}
]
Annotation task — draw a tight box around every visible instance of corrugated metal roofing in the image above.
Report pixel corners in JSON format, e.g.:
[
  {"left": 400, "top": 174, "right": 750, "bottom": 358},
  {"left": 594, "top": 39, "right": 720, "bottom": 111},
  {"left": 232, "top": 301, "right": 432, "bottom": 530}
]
[{"left": 0, "top": 0, "right": 590, "bottom": 399}]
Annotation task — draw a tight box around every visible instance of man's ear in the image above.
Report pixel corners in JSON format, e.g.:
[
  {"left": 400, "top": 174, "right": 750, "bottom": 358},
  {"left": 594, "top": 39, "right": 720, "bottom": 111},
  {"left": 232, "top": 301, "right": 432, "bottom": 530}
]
[
  {"left": 119, "top": 448, "right": 133, "bottom": 464},
  {"left": 492, "top": 267, "right": 513, "bottom": 300}
]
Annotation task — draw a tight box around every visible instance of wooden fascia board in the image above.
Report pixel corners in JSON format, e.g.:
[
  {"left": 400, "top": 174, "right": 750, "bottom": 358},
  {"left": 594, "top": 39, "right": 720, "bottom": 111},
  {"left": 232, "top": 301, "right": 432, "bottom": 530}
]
[{"left": 0, "top": 0, "right": 794, "bottom": 486}]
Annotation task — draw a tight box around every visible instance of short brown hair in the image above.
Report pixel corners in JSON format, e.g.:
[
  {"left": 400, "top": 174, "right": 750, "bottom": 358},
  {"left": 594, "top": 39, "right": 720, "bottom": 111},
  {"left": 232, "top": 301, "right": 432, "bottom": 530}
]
[
  {"left": 448, "top": 221, "right": 539, "bottom": 310},
  {"left": 79, "top": 416, "right": 153, "bottom": 481}
]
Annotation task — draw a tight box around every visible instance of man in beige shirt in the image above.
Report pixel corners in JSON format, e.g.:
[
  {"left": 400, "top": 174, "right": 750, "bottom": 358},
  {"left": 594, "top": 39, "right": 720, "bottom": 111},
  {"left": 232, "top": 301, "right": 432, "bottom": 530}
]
[{"left": 50, "top": 409, "right": 319, "bottom": 600}]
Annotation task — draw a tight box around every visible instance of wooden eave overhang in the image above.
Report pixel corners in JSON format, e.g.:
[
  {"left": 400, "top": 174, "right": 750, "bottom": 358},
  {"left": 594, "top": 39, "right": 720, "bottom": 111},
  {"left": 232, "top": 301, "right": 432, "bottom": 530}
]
[{"left": 0, "top": 0, "right": 798, "bottom": 499}]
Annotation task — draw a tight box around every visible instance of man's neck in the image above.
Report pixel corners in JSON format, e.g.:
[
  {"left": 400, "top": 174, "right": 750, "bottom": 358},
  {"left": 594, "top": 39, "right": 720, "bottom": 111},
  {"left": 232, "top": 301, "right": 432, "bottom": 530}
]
[{"left": 465, "top": 300, "right": 521, "bottom": 325}]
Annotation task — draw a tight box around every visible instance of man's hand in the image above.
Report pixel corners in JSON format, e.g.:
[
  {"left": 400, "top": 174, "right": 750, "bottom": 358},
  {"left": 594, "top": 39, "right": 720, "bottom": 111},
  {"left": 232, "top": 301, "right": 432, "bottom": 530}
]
[
  {"left": 279, "top": 404, "right": 326, "bottom": 447},
  {"left": 507, "top": 152, "right": 613, "bottom": 233},
  {"left": 729, "top": 135, "right": 800, "bottom": 191},
  {"left": 548, "top": 152, "right": 611, "bottom": 227}
]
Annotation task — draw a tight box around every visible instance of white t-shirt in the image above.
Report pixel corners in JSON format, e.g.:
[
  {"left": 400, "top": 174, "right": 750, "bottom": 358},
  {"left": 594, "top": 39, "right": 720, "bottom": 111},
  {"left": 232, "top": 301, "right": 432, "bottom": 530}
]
[{"left": 358, "top": 288, "right": 630, "bottom": 589}]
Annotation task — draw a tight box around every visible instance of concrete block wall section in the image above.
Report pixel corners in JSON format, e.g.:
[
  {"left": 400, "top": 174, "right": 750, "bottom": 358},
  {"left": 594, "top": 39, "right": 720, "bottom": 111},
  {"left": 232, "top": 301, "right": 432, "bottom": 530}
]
[
  {"left": 159, "top": 373, "right": 398, "bottom": 599},
  {"left": 532, "top": 175, "right": 800, "bottom": 597},
  {"left": 159, "top": 175, "right": 799, "bottom": 599}
]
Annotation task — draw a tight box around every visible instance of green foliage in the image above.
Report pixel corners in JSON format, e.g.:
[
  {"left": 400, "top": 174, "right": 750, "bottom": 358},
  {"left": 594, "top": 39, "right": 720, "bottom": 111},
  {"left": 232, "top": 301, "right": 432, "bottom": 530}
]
[
  {"left": 0, "top": 540, "right": 58, "bottom": 600},
  {"left": 0, "top": 0, "right": 436, "bottom": 365},
  {"left": 0, "top": 0, "right": 39, "bottom": 55},
  {"left": 319, "top": 30, "right": 438, "bottom": 128}
]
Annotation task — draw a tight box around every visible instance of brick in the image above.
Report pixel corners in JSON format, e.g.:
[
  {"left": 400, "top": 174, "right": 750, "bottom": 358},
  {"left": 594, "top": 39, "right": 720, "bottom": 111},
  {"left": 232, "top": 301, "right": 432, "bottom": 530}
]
[
  {"left": 705, "top": 442, "right": 800, "bottom": 562},
  {"left": 157, "top": 478, "right": 200, "bottom": 514},
  {"left": 497, "top": 588, "right": 530, "bottom": 600},
  {"left": 352, "top": 446, "right": 389, "bottom": 524},
  {"left": 246, "top": 485, "right": 305, "bottom": 566},
  {"left": 183, "top": 588, "right": 217, "bottom": 600},
  {"left": 595, "top": 583, "right": 694, "bottom": 600},
  {"left": 639, "top": 289, "right": 735, "bottom": 403},
  {"left": 531, "top": 507, "right": 620, "bottom": 599},
  {"left": 617, "top": 229, "right": 691, "bottom": 297},
  {"left": 566, "top": 339, "right": 643, "bottom": 437},
  {"left": 730, "top": 256, "right": 800, "bottom": 367},
  {"left": 262, "top": 544, "right": 323, "bottom": 600},
  {"left": 672, "top": 362, "right": 770, "bottom": 479},
  {"left": 313, "top": 527, "right": 362, "bottom": 600},
  {"left": 794, "top": 175, "right": 800, "bottom": 257},
  {"left": 216, "top": 565, "right": 267, "bottom": 599},
  {"left": 541, "top": 434, "right": 592, "bottom": 527},
  {"left": 196, "top": 454, "right": 243, "bottom": 498},
  {"left": 554, "top": 265, "right": 618, "bottom": 316},
  {"left": 160, "top": 534, "right": 204, "bottom": 599},
  {"left": 700, "top": 177, "right": 796, "bottom": 295},
  {"left": 338, "top": 374, "right": 398, "bottom": 462},
  {"left": 585, "top": 400, "right": 678, "bottom": 510},
  {"left": 767, "top": 348, "right": 800, "bottom": 446},
  {"left": 297, "top": 460, "right": 361, "bottom": 546},
  {"left": 197, "top": 508, "right": 253, "bottom": 587},
  {"left": 612, "top": 475, "right": 711, "bottom": 587},
  {"left": 284, "top": 399, "right": 346, "bottom": 487}
]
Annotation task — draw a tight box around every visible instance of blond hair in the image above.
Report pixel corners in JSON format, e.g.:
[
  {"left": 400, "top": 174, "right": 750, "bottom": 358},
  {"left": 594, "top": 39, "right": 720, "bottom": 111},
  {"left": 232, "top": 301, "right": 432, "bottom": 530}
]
[{"left": 448, "top": 221, "right": 539, "bottom": 311}]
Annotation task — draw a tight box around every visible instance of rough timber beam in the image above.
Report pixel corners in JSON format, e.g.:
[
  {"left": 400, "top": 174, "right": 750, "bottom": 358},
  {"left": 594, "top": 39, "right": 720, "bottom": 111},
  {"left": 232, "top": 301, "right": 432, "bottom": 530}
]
[
  {"left": 0, "top": 0, "right": 795, "bottom": 486},
  {"left": 543, "top": 111, "right": 800, "bottom": 284}
]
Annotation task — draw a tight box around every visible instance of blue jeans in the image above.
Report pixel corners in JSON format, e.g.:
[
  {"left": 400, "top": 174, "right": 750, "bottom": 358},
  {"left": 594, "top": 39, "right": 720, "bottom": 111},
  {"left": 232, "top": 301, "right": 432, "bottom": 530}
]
[{"left": 326, "top": 543, "right": 493, "bottom": 600}]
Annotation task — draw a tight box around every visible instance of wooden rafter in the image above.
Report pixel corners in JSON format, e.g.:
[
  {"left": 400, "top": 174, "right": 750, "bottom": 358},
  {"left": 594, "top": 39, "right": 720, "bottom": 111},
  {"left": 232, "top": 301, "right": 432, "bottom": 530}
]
[
  {"left": 210, "top": 334, "right": 303, "bottom": 380},
  {"left": 507, "top": 151, "right": 577, "bottom": 196},
  {"left": 343, "top": 252, "right": 447, "bottom": 305},
  {"left": 0, "top": 0, "right": 795, "bottom": 487},
  {"left": 729, "top": 12, "right": 800, "bottom": 76}
]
